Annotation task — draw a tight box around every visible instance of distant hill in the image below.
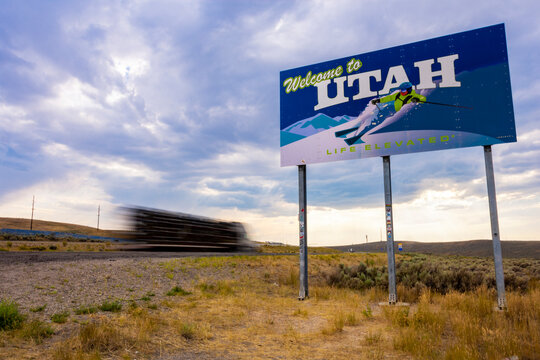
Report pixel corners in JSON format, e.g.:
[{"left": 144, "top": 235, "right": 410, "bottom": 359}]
[
  {"left": 0, "top": 217, "right": 120, "bottom": 238},
  {"left": 331, "top": 240, "right": 540, "bottom": 259}
]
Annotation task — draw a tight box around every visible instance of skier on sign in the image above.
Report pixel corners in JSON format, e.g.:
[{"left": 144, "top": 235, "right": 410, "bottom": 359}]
[
  {"left": 371, "top": 82, "right": 426, "bottom": 112},
  {"left": 335, "top": 82, "right": 426, "bottom": 145},
  {"left": 335, "top": 81, "right": 472, "bottom": 145}
]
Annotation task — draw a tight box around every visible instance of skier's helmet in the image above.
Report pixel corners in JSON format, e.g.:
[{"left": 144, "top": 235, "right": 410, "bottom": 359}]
[{"left": 399, "top": 82, "right": 413, "bottom": 95}]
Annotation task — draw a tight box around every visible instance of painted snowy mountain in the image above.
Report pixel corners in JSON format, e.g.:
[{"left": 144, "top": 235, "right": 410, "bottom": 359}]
[{"left": 281, "top": 113, "right": 352, "bottom": 146}]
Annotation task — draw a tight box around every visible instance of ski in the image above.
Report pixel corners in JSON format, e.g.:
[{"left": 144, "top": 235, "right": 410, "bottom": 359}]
[
  {"left": 335, "top": 126, "right": 359, "bottom": 137},
  {"left": 345, "top": 134, "right": 364, "bottom": 146}
]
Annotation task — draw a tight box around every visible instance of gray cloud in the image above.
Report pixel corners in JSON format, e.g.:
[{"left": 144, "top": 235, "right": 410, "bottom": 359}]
[{"left": 0, "top": 0, "right": 539, "bottom": 242}]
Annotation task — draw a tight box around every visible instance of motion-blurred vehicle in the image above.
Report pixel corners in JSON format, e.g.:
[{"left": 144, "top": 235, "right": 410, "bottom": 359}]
[{"left": 124, "top": 206, "right": 253, "bottom": 251}]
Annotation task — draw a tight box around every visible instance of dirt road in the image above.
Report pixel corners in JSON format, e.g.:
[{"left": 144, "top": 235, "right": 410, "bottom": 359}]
[{"left": 0, "top": 249, "right": 251, "bottom": 265}]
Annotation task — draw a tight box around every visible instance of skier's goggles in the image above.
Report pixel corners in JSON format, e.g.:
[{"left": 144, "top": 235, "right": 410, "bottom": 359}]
[{"left": 400, "top": 88, "right": 412, "bottom": 94}]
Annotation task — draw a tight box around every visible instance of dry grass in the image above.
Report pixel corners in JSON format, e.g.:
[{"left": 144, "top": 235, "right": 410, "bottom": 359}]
[
  {"left": 257, "top": 244, "right": 342, "bottom": 254},
  {"left": 0, "top": 240, "right": 115, "bottom": 252},
  {"left": 383, "top": 286, "right": 540, "bottom": 359},
  {"left": 0, "top": 252, "right": 538, "bottom": 359}
]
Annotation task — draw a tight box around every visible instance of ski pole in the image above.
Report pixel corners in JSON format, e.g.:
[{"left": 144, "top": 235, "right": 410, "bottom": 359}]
[{"left": 419, "top": 101, "right": 473, "bottom": 110}]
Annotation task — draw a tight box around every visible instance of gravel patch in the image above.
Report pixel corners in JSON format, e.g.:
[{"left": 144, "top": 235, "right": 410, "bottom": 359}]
[{"left": 0, "top": 252, "right": 237, "bottom": 321}]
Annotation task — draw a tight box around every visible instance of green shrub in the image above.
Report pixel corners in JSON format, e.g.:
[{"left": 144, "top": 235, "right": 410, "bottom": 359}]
[
  {"left": 98, "top": 301, "right": 122, "bottom": 312},
  {"left": 327, "top": 262, "right": 388, "bottom": 290},
  {"left": 326, "top": 254, "right": 540, "bottom": 295},
  {"left": 75, "top": 305, "right": 98, "bottom": 315},
  {"left": 0, "top": 299, "right": 25, "bottom": 330}
]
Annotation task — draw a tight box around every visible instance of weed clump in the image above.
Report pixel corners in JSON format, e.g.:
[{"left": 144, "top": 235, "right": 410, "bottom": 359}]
[
  {"left": 75, "top": 305, "right": 98, "bottom": 315},
  {"left": 30, "top": 304, "right": 46, "bottom": 313},
  {"left": 140, "top": 291, "right": 155, "bottom": 301},
  {"left": 278, "top": 267, "right": 299, "bottom": 287},
  {"left": 98, "top": 301, "right": 122, "bottom": 312},
  {"left": 178, "top": 322, "right": 196, "bottom": 339},
  {"left": 197, "top": 281, "right": 234, "bottom": 296},
  {"left": 51, "top": 311, "right": 70, "bottom": 324},
  {"left": 79, "top": 322, "right": 126, "bottom": 352},
  {"left": 166, "top": 286, "right": 191, "bottom": 296},
  {"left": 19, "top": 320, "right": 54, "bottom": 344},
  {"left": 362, "top": 305, "right": 373, "bottom": 318}
]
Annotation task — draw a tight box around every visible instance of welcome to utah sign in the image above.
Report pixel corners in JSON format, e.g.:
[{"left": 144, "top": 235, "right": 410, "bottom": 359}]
[{"left": 280, "top": 24, "right": 516, "bottom": 167}]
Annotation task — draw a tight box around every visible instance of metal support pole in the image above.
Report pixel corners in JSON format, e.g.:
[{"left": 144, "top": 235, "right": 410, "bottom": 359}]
[
  {"left": 483, "top": 145, "right": 507, "bottom": 309},
  {"left": 298, "top": 165, "right": 308, "bottom": 300},
  {"left": 383, "top": 156, "right": 397, "bottom": 304}
]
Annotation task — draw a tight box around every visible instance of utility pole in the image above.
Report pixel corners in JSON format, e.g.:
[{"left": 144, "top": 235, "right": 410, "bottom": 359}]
[
  {"left": 30, "top": 196, "right": 35, "bottom": 230},
  {"left": 97, "top": 205, "right": 101, "bottom": 230}
]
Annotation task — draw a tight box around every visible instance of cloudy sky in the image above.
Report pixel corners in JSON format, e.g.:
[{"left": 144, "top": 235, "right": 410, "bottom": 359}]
[{"left": 0, "top": 0, "right": 539, "bottom": 246}]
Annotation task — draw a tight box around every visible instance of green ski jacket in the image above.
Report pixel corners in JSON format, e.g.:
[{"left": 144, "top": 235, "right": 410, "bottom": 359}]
[{"left": 380, "top": 90, "right": 426, "bottom": 112}]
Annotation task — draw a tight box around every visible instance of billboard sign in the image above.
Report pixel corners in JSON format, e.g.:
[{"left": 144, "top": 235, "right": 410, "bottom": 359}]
[{"left": 280, "top": 24, "right": 516, "bottom": 167}]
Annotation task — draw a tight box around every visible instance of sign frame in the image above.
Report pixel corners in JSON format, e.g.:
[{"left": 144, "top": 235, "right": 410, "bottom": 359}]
[{"left": 283, "top": 24, "right": 513, "bottom": 309}]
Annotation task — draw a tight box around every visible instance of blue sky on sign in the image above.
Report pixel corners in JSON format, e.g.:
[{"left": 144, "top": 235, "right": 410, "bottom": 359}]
[{"left": 0, "top": 0, "right": 539, "bottom": 245}]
